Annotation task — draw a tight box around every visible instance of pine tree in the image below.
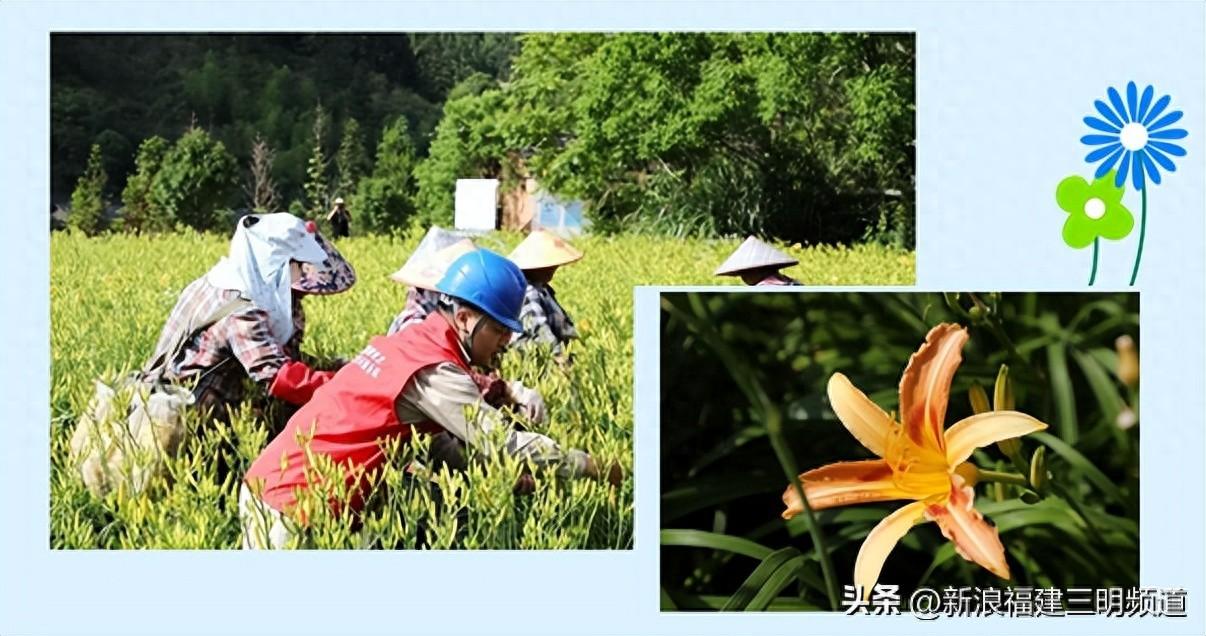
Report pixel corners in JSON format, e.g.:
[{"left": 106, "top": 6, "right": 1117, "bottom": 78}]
[
  {"left": 303, "top": 103, "right": 331, "bottom": 218},
  {"left": 69, "top": 144, "right": 108, "bottom": 236},
  {"left": 334, "top": 117, "right": 367, "bottom": 203}
]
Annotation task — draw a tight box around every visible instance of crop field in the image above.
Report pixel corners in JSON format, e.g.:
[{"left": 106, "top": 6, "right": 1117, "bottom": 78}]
[{"left": 50, "top": 230, "right": 914, "bottom": 549}]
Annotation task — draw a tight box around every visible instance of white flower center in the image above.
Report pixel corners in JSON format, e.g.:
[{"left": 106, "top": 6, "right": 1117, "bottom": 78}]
[
  {"left": 1120, "top": 122, "right": 1148, "bottom": 151},
  {"left": 1084, "top": 198, "right": 1106, "bottom": 220}
]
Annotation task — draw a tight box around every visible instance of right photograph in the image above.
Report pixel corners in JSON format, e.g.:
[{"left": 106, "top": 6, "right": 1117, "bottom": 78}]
[{"left": 660, "top": 292, "right": 1139, "bottom": 611}]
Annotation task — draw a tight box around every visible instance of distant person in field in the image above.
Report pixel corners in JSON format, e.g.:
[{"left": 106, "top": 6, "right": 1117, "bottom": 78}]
[
  {"left": 326, "top": 197, "right": 351, "bottom": 239},
  {"left": 240, "top": 248, "right": 620, "bottom": 549},
  {"left": 713, "top": 236, "right": 802, "bottom": 286},
  {"left": 143, "top": 212, "right": 355, "bottom": 421},
  {"left": 507, "top": 230, "right": 582, "bottom": 356}
]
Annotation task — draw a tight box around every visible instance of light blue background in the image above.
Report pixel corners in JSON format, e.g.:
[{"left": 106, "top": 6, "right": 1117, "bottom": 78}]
[{"left": 2, "top": 1, "right": 1203, "bottom": 635}]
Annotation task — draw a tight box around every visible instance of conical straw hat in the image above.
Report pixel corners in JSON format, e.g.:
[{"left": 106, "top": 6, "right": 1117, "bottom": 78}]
[
  {"left": 508, "top": 229, "right": 583, "bottom": 271},
  {"left": 713, "top": 236, "right": 798, "bottom": 276},
  {"left": 390, "top": 227, "right": 476, "bottom": 290}
]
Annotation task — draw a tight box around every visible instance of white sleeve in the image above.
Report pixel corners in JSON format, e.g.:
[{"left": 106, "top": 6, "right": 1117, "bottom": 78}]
[{"left": 400, "top": 363, "right": 588, "bottom": 477}]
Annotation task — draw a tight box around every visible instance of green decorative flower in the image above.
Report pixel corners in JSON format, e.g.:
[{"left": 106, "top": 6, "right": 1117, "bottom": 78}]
[{"left": 1055, "top": 172, "right": 1134, "bottom": 249}]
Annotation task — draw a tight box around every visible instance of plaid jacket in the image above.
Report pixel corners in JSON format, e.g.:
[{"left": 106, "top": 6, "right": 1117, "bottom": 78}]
[
  {"left": 387, "top": 287, "right": 441, "bottom": 335},
  {"left": 146, "top": 277, "right": 304, "bottom": 417},
  {"left": 512, "top": 283, "right": 578, "bottom": 353},
  {"left": 755, "top": 273, "right": 802, "bottom": 286}
]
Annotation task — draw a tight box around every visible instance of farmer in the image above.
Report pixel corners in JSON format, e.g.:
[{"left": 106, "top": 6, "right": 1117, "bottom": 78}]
[
  {"left": 388, "top": 227, "right": 547, "bottom": 458},
  {"left": 326, "top": 196, "right": 351, "bottom": 239},
  {"left": 240, "top": 248, "right": 617, "bottom": 549},
  {"left": 143, "top": 212, "right": 355, "bottom": 422},
  {"left": 507, "top": 229, "right": 582, "bottom": 355},
  {"left": 713, "top": 236, "right": 802, "bottom": 286}
]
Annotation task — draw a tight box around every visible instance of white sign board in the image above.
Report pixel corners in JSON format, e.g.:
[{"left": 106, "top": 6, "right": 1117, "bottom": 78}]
[{"left": 454, "top": 178, "right": 499, "bottom": 232}]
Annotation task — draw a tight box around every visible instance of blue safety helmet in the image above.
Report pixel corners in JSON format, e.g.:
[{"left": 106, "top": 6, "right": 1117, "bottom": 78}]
[{"left": 435, "top": 248, "right": 527, "bottom": 333}]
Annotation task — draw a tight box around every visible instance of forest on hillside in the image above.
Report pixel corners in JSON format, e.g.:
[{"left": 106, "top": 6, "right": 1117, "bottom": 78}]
[{"left": 52, "top": 33, "right": 915, "bottom": 246}]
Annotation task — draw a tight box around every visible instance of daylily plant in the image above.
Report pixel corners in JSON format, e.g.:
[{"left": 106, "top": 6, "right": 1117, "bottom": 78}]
[{"left": 781, "top": 323, "right": 1048, "bottom": 597}]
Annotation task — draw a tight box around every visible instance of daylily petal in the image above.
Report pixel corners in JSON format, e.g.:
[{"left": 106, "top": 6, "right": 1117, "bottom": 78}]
[
  {"left": 782, "top": 460, "right": 913, "bottom": 518},
  {"left": 827, "top": 373, "right": 893, "bottom": 457},
  {"left": 943, "top": 411, "right": 1049, "bottom": 466},
  {"left": 925, "top": 477, "right": 1010, "bottom": 580},
  {"left": 899, "top": 324, "right": 967, "bottom": 454},
  {"left": 853, "top": 500, "right": 928, "bottom": 599}
]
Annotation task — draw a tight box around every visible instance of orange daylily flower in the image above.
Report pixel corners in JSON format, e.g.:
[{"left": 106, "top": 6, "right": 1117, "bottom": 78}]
[{"left": 781, "top": 323, "right": 1048, "bottom": 597}]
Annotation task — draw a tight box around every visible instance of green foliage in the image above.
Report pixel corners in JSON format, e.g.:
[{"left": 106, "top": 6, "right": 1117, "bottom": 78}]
[
  {"left": 304, "top": 104, "right": 331, "bottom": 218},
  {"left": 410, "top": 33, "right": 519, "bottom": 99},
  {"left": 149, "top": 127, "right": 239, "bottom": 231},
  {"left": 355, "top": 116, "right": 418, "bottom": 233},
  {"left": 120, "top": 136, "right": 171, "bottom": 233},
  {"left": 505, "top": 33, "right": 916, "bottom": 246},
  {"left": 334, "top": 117, "right": 368, "bottom": 200},
  {"left": 413, "top": 89, "right": 509, "bottom": 227},
  {"left": 51, "top": 34, "right": 469, "bottom": 202},
  {"left": 69, "top": 144, "right": 108, "bottom": 236},
  {"left": 660, "top": 292, "right": 1139, "bottom": 609}
]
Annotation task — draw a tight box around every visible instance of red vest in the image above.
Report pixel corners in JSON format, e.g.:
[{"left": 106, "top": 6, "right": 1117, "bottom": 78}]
[{"left": 244, "top": 313, "right": 471, "bottom": 513}]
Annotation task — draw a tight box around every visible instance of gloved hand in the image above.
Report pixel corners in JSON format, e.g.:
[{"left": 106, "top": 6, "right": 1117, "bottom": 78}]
[
  {"left": 268, "top": 360, "right": 335, "bottom": 406},
  {"left": 581, "top": 454, "right": 624, "bottom": 488},
  {"left": 507, "top": 381, "right": 546, "bottom": 424}
]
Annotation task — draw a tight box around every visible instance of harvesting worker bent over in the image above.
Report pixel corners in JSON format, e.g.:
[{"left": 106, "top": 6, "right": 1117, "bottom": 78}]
[
  {"left": 241, "top": 248, "right": 612, "bottom": 549},
  {"left": 507, "top": 230, "right": 582, "bottom": 356},
  {"left": 145, "top": 212, "right": 355, "bottom": 420},
  {"left": 387, "top": 227, "right": 546, "bottom": 421},
  {"left": 713, "top": 236, "right": 802, "bottom": 286}
]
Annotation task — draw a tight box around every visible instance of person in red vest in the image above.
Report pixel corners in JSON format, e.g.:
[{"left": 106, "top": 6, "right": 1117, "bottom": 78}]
[{"left": 240, "top": 248, "right": 614, "bottom": 548}]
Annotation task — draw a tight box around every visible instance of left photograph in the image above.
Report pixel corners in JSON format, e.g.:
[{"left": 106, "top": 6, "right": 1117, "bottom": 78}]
[{"left": 50, "top": 32, "right": 916, "bottom": 549}]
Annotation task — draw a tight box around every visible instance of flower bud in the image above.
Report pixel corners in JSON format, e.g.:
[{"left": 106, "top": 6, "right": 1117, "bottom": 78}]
[
  {"left": 1116, "top": 406, "right": 1138, "bottom": 430},
  {"left": 993, "top": 364, "right": 1015, "bottom": 411},
  {"left": 1115, "top": 335, "right": 1139, "bottom": 388},
  {"left": 1029, "top": 446, "right": 1048, "bottom": 492},
  {"left": 968, "top": 383, "right": 990, "bottom": 415}
]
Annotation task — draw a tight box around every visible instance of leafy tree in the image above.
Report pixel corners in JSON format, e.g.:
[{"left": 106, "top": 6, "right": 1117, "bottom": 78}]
[
  {"left": 149, "top": 127, "right": 238, "bottom": 231},
  {"left": 412, "top": 89, "right": 508, "bottom": 227},
  {"left": 120, "top": 135, "right": 171, "bottom": 233},
  {"left": 69, "top": 143, "right": 108, "bottom": 235},
  {"left": 355, "top": 115, "right": 417, "bottom": 232}
]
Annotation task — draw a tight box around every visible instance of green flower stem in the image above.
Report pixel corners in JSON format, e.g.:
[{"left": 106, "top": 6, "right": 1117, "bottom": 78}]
[
  {"left": 1088, "top": 237, "right": 1099, "bottom": 286},
  {"left": 1129, "top": 186, "right": 1147, "bottom": 286},
  {"left": 977, "top": 469, "right": 1030, "bottom": 488}
]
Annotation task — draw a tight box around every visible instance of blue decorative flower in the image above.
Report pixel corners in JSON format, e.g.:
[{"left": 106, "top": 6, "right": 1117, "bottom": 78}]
[{"left": 1081, "top": 81, "right": 1188, "bottom": 190}]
